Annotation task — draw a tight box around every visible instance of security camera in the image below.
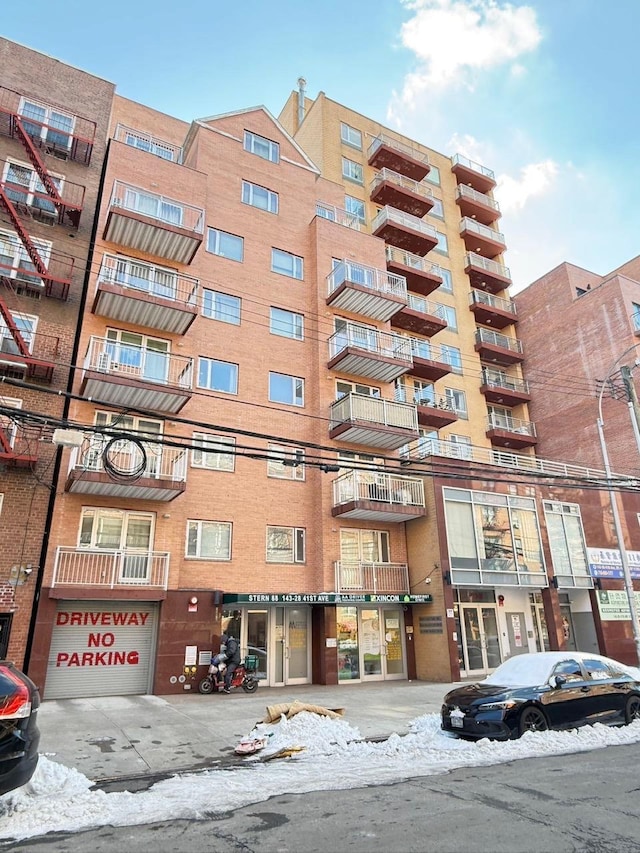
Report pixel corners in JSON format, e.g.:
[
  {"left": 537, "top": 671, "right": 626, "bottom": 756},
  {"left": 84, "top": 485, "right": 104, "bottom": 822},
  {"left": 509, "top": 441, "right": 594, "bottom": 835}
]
[{"left": 22, "top": 568, "right": 33, "bottom": 575}]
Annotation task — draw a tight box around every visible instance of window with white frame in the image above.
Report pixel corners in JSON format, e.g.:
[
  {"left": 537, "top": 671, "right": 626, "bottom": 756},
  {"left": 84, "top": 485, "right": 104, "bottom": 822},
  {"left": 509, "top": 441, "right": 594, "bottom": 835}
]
[
  {"left": 243, "top": 130, "right": 279, "bottom": 163},
  {"left": 207, "top": 228, "right": 244, "bottom": 262},
  {"left": 344, "top": 195, "right": 366, "bottom": 222},
  {"left": 425, "top": 165, "right": 441, "bottom": 185},
  {"left": 632, "top": 303, "right": 640, "bottom": 332},
  {"left": 19, "top": 99, "right": 74, "bottom": 150},
  {"left": 78, "top": 508, "right": 154, "bottom": 550},
  {"left": 2, "top": 160, "right": 62, "bottom": 215},
  {"left": 186, "top": 520, "right": 232, "bottom": 560},
  {"left": 336, "top": 380, "right": 380, "bottom": 399},
  {"left": 191, "top": 433, "right": 235, "bottom": 471},
  {"left": 434, "top": 231, "right": 448, "bottom": 254},
  {"left": 269, "top": 372, "right": 304, "bottom": 406},
  {"left": 202, "top": 289, "right": 241, "bottom": 325},
  {"left": 445, "top": 388, "right": 467, "bottom": 418},
  {"left": 241, "top": 180, "right": 279, "bottom": 214},
  {"left": 543, "top": 502, "right": 591, "bottom": 586},
  {"left": 340, "top": 122, "right": 362, "bottom": 149},
  {"left": 0, "top": 311, "right": 36, "bottom": 355},
  {"left": 122, "top": 129, "right": 176, "bottom": 161},
  {"left": 271, "top": 248, "right": 303, "bottom": 279},
  {"left": 441, "top": 304, "right": 457, "bottom": 331},
  {"left": 0, "top": 228, "right": 51, "bottom": 285},
  {"left": 441, "top": 344, "right": 462, "bottom": 373},
  {"left": 267, "top": 443, "right": 305, "bottom": 480},
  {"left": 266, "top": 526, "right": 305, "bottom": 563},
  {"left": 0, "top": 396, "right": 22, "bottom": 449},
  {"left": 198, "top": 358, "right": 238, "bottom": 394},
  {"left": 448, "top": 434, "right": 472, "bottom": 459},
  {"left": 342, "top": 157, "right": 364, "bottom": 184},
  {"left": 340, "top": 528, "right": 390, "bottom": 563},
  {"left": 439, "top": 268, "right": 453, "bottom": 292},
  {"left": 270, "top": 307, "right": 304, "bottom": 340},
  {"left": 429, "top": 198, "right": 444, "bottom": 219}
]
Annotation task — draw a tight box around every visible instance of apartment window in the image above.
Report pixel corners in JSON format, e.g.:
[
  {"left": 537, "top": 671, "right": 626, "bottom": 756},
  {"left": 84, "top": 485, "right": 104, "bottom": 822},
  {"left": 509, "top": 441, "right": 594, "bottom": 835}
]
[
  {"left": 241, "top": 180, "right": 279, "bottom": 214},
  {"left": 342, "top": 157, "right": 364, "bottom": 184},
  {"left": 0, "top": 228, "right": 51, "bottom": 285},
  {"left": 207, "top": 228, "right": 244, "bottom": 262},
  {"left": 79, "top": 509, "right": 153, "bottom": 551},
  {"left": 633, "top": 303, "right": 640, "bottom": 332},
  {"left": 426, "top": 165, "right": 441, "bottom": 186},
  {"left": 186, "top": 520, "right": 232, "bottom": 560},
  {"left": 19, "top": 99, "right": 74, "bottom": 150},
  {"left": 439, "top": 268, "right": 453, "bottom": 293},
  {"left": 446, "top": 388, "right": 467, "bottom": 418},
  {"left": 448, "top": 434, "right": 472, "bottom": 459},
  {"left": 340, "top": 529, "right": 390, "bottom": 563},
  {"left": 270, "top": 307, "right": 304, "bottom": 340},
  {"left": 0, "top": 397, "right": 21, "bottom": 449},
  {"left": 266, "top": 526, "right": 305, "bottom": 563},
  {"left": 267, "top": 443, "right": 305, "bottom": 480},
  {"left": 243, "top": 130, "right": 279, "bottom": 163},
  {"left": 269, "top": 372, "right": 304, "bottom": 406},
  {"left": 344, "top": 195, "right": 366, "bottom": 222},
  {"left": 191, "top": 433, "right": 235, "bottom": 472},
  {"left": 2, "top": 160, "right": 62, "bottom": 216},
  {"left": 0, "top": 311, "right": 36, "bottom": 354},
  {"left": 429, "top": 198, "right": 444, "bottom": 219},
  {"left": 122, "top": 129, "right": 176, "bottom": 161},
  {"left": 340, "top": 122, "right": 362, "bottom": 149},
  {"left": 441, "top": 344, "right": 462, "bottom": 373},
  {"left": 441, "top": 305, "right": 457, "bottom": 332},
  {"left": 198, "top": 358, "right": 238, "bottom": 394},
  {"left": 434, "top": 231, "right": 448, "bottom": 255},
  {"left": 336, "top": 380, "right": 380, "bottom": 399},
  {"left": 272, "top": 248, "right": 303, "bottom": 280},
  {"left": 543, "top": 502, "right": 590, "bottom": 585},
  {"left": 202, "top": 289, "right": 241, "bottom": 325}
]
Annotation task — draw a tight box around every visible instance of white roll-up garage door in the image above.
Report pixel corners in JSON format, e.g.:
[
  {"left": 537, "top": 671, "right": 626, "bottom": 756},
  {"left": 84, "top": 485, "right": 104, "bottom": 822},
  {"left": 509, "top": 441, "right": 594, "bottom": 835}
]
[{"left": 45, "top": 601, "right": 158, "bottom": 699}]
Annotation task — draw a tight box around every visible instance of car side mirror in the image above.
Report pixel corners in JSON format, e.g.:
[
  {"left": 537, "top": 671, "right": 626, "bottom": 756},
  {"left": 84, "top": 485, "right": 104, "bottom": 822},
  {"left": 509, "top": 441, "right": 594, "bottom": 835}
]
[{"left": 550, "top": 674, "right": 567, "bottom": 689}]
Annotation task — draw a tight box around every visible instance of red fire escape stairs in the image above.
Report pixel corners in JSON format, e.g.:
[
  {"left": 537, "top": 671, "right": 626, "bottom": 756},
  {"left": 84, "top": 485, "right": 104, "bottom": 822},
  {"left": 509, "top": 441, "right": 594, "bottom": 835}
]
[{"left": 0, "top": 296, "right": 55, "bottom": 381}]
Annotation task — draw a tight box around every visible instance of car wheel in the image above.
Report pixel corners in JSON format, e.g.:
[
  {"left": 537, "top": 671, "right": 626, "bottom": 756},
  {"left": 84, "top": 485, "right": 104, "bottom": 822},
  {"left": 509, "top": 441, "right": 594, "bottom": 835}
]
[
  {"left": 518, "top": 706, "right": 549, "bottom": 736},
  {"left": 625, "top": 695, "right": 640, "bottom": 724}
]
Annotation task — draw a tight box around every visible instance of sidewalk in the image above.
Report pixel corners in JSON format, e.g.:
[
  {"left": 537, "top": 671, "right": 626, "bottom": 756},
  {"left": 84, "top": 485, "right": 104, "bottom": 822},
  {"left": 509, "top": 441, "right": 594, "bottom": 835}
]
[{"left": 36, "top": 680, "right": 456, "bottom": 787}]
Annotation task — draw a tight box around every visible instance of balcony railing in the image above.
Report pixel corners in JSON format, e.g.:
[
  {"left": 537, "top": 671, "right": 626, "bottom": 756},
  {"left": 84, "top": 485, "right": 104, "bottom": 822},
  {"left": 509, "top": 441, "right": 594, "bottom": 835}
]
[
  {"left": 368, "top": 134, "right": 429, "bottom": 169},
  {"left": 370, "top": 168, "right": 434, "bottom": 199},
  {"left": 84, "top": 336, "right": 193, "bottom": 389},
  {"left": 68, "top": 436, "right": 188, "bottom": 482},
  {"left": 52, "top": 547, "right": 170, "bottom": 589},
  {"left": 97, "top": 254, "right": 199, "bottom": 306},
  {"left": 334, "top": 561, "right": 410, "bottom": 594},
  {"left": 406, "top": 294, "right": 447, "bottom": 320},
  {"left": 372, "top": 206, "right": 438, "bottom": 241},
  {"left": 460, "top": 217, "right": 505, "bottom": 245},
  {"left": 333, "top": 470, "right": 425, "bottom": 508},
  {"left": 109, "top": 181, "right": 204, "bottom": 233},
  {"left": 385, "top": 246, "right": 442, "bottom": 278},
  {"left": 316, "top": 202, "right": 361, "bottom": 230},
  {"left": 114, "top": 124, "right": 182, "bottom": 163},
  {"left": 487, "top": 413, "right": 536, "bottom": 438},
  {"left": 329, "top": 323, "right": 412, "bottom": 363},
  {"left": 475, "top": 328, "right": 523, "bottom": 354},
  {"left": 465, "top": 252, "right": 510, "bottom": 280},
  {"left": 452, "top": 153, "right": 495, "bottom": 182},
  {"left": 328, "top": 261, "right": 407, "bottom": 300},
  {"left": 331, "top": 393, "right": 418, "bottom": 432},
  {"left": 396, "top": 385, "right": 454, "bottom": 412},
  {"left": 469, "top": 289, "right": 515, "bottom": 314},
  {"left": 482, "top": 368, "right": 529, "bottom": 395},
  {"left": 456, "top": 184, "right": 500, "bottom": 212}
]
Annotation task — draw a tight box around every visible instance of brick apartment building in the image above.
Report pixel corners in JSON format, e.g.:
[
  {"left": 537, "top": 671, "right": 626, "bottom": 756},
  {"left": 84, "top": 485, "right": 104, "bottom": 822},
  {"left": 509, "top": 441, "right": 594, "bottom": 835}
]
[{"left": 1, "top": 46, "right": 639, "bottom": 699}]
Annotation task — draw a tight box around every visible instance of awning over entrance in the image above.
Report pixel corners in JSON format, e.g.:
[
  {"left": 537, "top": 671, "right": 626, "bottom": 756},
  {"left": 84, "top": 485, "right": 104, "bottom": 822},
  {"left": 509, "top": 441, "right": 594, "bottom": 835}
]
[{"left": 223, "top": 592, "right": 433, "bottom": 605}]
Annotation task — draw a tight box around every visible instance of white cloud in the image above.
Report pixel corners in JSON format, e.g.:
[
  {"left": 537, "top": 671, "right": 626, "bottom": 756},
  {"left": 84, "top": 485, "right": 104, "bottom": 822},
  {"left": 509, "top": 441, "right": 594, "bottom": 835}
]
[{"left": 496, "top": 160, "right": 559, "bottom": 213}]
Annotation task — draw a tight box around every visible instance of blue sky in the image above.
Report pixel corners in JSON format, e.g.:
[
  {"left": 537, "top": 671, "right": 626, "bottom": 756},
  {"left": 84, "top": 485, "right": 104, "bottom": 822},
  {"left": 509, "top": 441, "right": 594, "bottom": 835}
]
[{"left": 3, "top": 0, "right": 639, "bottom": 291}]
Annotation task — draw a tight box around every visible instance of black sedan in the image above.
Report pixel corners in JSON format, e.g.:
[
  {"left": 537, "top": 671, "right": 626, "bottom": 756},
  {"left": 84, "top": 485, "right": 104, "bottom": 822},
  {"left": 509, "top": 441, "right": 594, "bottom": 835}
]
[
  {"left": 442, "top": 652, "right": 640, "bottom": 740},
  {"left": 0, "top": 661, "right": 40, "bottom": 796}
]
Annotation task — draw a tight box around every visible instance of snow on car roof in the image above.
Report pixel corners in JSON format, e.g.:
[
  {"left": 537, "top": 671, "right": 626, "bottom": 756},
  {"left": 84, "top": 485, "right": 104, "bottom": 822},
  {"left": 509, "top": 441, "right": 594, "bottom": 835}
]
[{"left": 482, "top": 651, "right": 640, "bottom": 687}]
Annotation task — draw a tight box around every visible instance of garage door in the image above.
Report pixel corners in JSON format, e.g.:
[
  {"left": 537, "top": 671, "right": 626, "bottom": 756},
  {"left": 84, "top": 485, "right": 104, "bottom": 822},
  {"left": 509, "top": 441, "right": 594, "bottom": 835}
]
[{"left": 45, "top": 601, "right": 158, "bottom": 699}]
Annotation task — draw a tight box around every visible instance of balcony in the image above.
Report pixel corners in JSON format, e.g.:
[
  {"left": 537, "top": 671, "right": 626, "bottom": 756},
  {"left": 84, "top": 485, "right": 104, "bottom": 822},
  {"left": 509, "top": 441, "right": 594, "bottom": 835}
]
[
  {"left": 367, "top": 133, "right": 430, "bottom": 182},
  {"left": 455, "top": 184, "right": 501, "bottom": 226},
  {"left": 372, "top": 206, "right": 438, "bottom": 256},
  {"left": 329, "top": 393, "right": 419, "bottom": 449},
  {"left": 92, "top": 254, "right": 199, "bottom": 335},
  {"left": 0, "top": 419, "right": 41, "bottom": 467},
  {"left": 104, "top": 181, "right": 204, "bottom": 264},
  {"left": 114, "top": 124, "right": 182, "bottom": 163},
  {"left": 326, "top": 260, "right": 407, "bottom": 322},
  {"left": 486, "top": 413, "right": 537, "bottom": 450},
  {"left": 451, "top": 153, "right": 496, "bottom": 194},
  {"left": 385, "top": 246, "right": 443, "bottom": 297},
  {"left": 65, "top": 435, "right": 187, "bottom": 501},
  {"left": 475, "top": 328, "right": 524, "bottom": 366},
  {"left": 328, "top": 323, "right": 412, "bottom": 383},
  {"left": 335, "top": 561, "right": 410, "bottom": 594},
  {"left": 332, "top": 470, "right": 426, "bottom": 522},
  {"left": 391, "top": 294, "right": 447, "bottom": 337},
  {"left": 469, "top": 289, "right": 516, "bottom": 329},
  {"left": 407, "top": 338, "right": 454, "bottom": 381},
  {"left": 80, "top": 336, "right": 193, "bottom": 413},
  {"left": 52, "top": 547, "right": 170, "bottom": 590},
  {"left": 0, "top": 328, "right": 58, "bottom": 382},
  {"left": 0, "top": 158, "right": 85, "bottom": 228},
  {"left": 480, "top": 368, "right": 531, "bottom": 406},
  {"left": 465, "top": 252, "right": 512, "bottom": 294},
  {"left": 459, "top": 217, "right": 506, "bottom": 259},
  {"left": 316, "top": 201, "right": 361, "bottom": 231},
  {"left": 370, "top": 168, "right": 434, "bottom": 218}
]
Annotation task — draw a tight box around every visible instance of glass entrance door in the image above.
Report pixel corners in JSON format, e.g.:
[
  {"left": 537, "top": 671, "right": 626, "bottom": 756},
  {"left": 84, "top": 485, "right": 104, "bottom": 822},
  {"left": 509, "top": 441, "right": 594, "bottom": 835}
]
[
  {"left": 458, "top": 605, "right": 502, "bottom": 676},
  {"left": 273, "top": 607, "right": 310, "bottom": 685},
  {"left": 337, "top": 606, "right": 406, "bottom": 682}
]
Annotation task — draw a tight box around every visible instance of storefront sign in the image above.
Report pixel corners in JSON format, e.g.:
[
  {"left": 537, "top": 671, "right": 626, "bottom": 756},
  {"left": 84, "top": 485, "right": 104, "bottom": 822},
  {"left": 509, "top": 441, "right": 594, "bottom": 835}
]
[
  {"left": 596, "top": 589, "right": 640, "bottom": 621},
  {"left": 588, "top": 548, "right": 640, "bottom": 580},
  {"left": 224, "top": 592, "right": 433, "bottom": 605}
]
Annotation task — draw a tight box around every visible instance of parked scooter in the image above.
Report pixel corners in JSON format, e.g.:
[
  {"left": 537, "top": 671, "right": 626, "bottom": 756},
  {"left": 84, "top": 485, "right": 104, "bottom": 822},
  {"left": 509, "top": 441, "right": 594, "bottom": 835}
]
[{"left": 198, "top": 655, "right": 259, "bottom": 694}]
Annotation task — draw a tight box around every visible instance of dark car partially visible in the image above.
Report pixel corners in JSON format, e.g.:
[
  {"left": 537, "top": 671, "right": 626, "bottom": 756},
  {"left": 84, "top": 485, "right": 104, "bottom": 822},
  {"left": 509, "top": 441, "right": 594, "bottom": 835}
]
[{"left": 0, "top": 661, "right": 40, "bottom": 796}]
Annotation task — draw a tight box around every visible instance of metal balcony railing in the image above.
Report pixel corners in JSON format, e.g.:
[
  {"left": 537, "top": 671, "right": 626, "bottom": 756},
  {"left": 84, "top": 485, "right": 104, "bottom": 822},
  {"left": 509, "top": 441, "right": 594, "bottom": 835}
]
[
  {"left": 330, "top": 393, "right": 418, "bottom": 431},
  {"left": 456, "top": 184, "right": 500, "bottom": 212},
  {"left": 481, "top": 368, "right": 529, "bottom": 395},
  {"left": 98, "top": 254, "right": 198, "bottom": 306},
  {"left": 316, "top": 201, "right": 361, "bottom": 230},
  {"left": 110, "top": 181, "right": 204, "bottom": 234},
  {"left": 114, "top": 124, "right": 182, "bottom": 163},
  {"left": 328, "top": 323, "right": 412, "bottom": 363},
  {"left": 487, "top": 413, "right": 536, "bottom": 437},
  {"left": 469, "top": 289, "right": 516, "bottom": 314},
  {"left": 52, "top": 547, "right": 170, "bottom": 589},
  {"left": 370, "top": 168, "right": 434, "bottom": 199},
  {"left": 475, "top": 328, "right": 523, "bottom": 354},
  {"left": 368, "top": 134, "right": 430, "bottom": 167},
  {"left": 372, "top": 206, "right": 438, "bottom": 240},
  {"left": 68, "top": 435, "right": 188, "bottom": 482},
  {"left": 452, "top": 153, "right": 495, "bottom": 182},
  {"left": 334, "top": 560, "right": 410, "bottom": 594},
  {"left": 327, "top": 261, "right": 407, "bottom": 300},
  {"left": 333, "top": 470, "right": 425, "bottom": 508},
  {"left": 460, "top": 217, "right": 505, "bottom": 245},
  {"left": 385, "top": 246, "right": 443, "bottom": 278},
  {"left": 465, "top": 252, "right": 511, "bottom": 280},
  {"left": 406, "top": 293, "right": 447, "bottom": 320},
  {"left": 84, "top": 336, "right": 193, "bottom": 389},
  {"left": 395, "top": 385, "right": 454, "bottom": 411}
]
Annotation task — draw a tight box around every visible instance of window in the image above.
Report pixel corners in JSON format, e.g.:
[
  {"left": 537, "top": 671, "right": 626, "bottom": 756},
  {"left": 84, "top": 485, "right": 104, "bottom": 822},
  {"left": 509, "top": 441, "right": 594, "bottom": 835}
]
[
  {"left": 0, "top": 396, "right": 21, "bottom": 449},
  {"left": 272, "top": 248, "right": 303, "bottom": 280},
  {"left": 266, "top": 526, "right": 305, "bottom": 563},
  {"left": 439, "top": 268, "right": 453, "bottom": 293},
  {"left": 91, "top": 412, "right": 162, "bottom": 475},
  {"left": 78, "top": 509, "right": 153, "bottom": 553},
  {"left": 345, "top": 195, "right": 366, "bottom": 222},
  {"left": 0, "top": 311, "right": 36, "bottom": 355},
  {"left": 448, "top": 434, "right": 472, "bottom": 459},
  {"left": 441, "top": 305, "right": 457, "bottom": 331},
  {"left": 123, "top": 187, "right": 182, "bottom": 225},
  {"left": 441, "top": 344, "right": 462, "bottom": 373},
  {"left": 3, "top": 160, "right": 62, "bottom": 216},
  {"left": 20, "top": 99, "right": 74, "bottom": 150},
  {"left": 103, "top": 329, "right": 169, "bottom": 377},
  {"left": 426, "top": 165, "right": 441, "bottom": 185},
  {"left": 241, "top": 180, "right": 278, "bottom": 214},
  {"left": 186, "top": 520, "right": 232, "bottom": 560},
  {"left": 269, "top": 372, "right": 304, "bottom": 406},
  {"left": 0, "top": 228, "right": 51, "bottom": 286},
  {"left": 340, "top": 529, "right": 390, "bottom": 563},
  {"left": 551, "top": 659, "right": 583, "bottom": 681},
  {"left": 191, "top": 433, "right": 235, "bottom": 471},
  {"left": 429, "top": 198, "right": 444, "bottom": 219},
  {"left": 108, "top": 255, "right": 180, "bottom": 301},
  {"left": 207, "top": 228, "right": 244, "bottom": 262},
  {"left": 446, "top": 388, "right": 467, "bottom": 418},
  {"left": 202, "top": 289, "right": 241, "bottom": 325},
  {"left": 340, "top": 122, "right": 362, "bottom": 149},
  {"left": 198, "top": 358, "right": 238, "bottom": 394},
  {"left": 270, "top": 307, "right": 304, "bottom": 340},
  {"left": 336, "top": 380, "right": 380, "bottom": 399},
  {"left": 342, "top": 157, "right": 364, "bottom": 184},
  {"left": 243, "top": 130, "right": 279, "bottom": 163},
  {"left": 543, "top": 501, "right": 590, "bottom": 586},
  {"left": 434, "top": 231, "right": 448, "bottom": 255},
  {"left": 633, "top": 303, "right": 640, "bottom": 332},
  {"left": 122, "top": 129, "right": 176, "bottom": 161},
  {"left": 267, "top": 443, "right": 305, "bottom": 480}
]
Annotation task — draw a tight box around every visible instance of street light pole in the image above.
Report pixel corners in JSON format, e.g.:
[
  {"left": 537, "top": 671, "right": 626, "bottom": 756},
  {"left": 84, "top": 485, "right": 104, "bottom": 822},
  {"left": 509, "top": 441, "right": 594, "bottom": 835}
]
[{"left": 597, "top": 346, "right": 640, "bottom": 664}]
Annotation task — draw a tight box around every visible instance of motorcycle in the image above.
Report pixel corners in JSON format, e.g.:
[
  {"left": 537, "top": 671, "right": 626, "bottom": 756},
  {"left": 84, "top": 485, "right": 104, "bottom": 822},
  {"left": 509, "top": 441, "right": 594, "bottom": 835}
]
[{"left": 198, "top": 656, "right": 259, "bottom": 695}]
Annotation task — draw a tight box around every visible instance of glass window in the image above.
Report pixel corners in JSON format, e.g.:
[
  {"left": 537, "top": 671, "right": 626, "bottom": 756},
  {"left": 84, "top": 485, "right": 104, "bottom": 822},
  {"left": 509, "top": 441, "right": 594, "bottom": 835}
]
[
  {"left": 20, "top": 99, "right": 74, "bottom": 150},
  {"left": 439, "top": 268, "right": 453, "bottom": 293},
  {"left": 344, "top": 195, "right": 366, "bottom": 222},
  {"left": 269, "top": 372, "right": 304, "bottom": 406},
  {"left": 207, "top": 228, "right": 244, "bottom": 262},
  {"left": 336, "top": 380, "right": 380, "bottom": 399},
  {"left": 0, "top": 311, "right": 36, "bottom": 354},
  {"left": 202, "top": 289, "right": 241, "bottom": 325},
  {"left": 186, "top": 520, "right": 232, "bottom": 560},
  {"left": 266, "top": 526, "right": 305, "bottom": 563},
  {"left": 441, "top": 344, "right": 462, "bottom": 373},
  {"left": 191, "top": 432, "right": 235, "bottom": 471},
  {"left": 446, "top": 388, "right": 467, "bottom": 418},
  {"left": 441, "top": 305, "right": 457, "bottom": 331},
  {"left": 429, "top": 198, "right": 444, "bottom": 219},
  {"left": 198, "top": 358, "right": 238, "bottom": 394},
  {"left": 267, "top": 443, "right": 305, "bottom": 480},
  {"left": 340, "top": 122, "right": 362, "bottom": 149},
  {"left": 340, "top": 529, "right": 390, "bottom": 563},
  {"left": 632, "top": 303, "right": 640, "bottom": 332},
  {"left": 270, "top": 307, "right": 304, "bottom": 340},
  {"left": 241, "top": 180, "right": 278, "bottom": 214},
  {"left": 342, "top": 157, "right": 364, "bottom": 184},
  {"left": 271, "top": 248, "right": 303, "bottom": 280},
  {"left": 448, "top": 434, "right": 472, "bottom": 459},
  {"left": 543, "top": 501, "right": 590, "bottom": 584},
  {"left": 434, "top": 231, "right": 448, "bottom": 255},
  {"left": 243, "top": 130, "right": 279, "bottom": 163},
  {"left": 426, "top": 165, "right": 441, "bottom": 185}
]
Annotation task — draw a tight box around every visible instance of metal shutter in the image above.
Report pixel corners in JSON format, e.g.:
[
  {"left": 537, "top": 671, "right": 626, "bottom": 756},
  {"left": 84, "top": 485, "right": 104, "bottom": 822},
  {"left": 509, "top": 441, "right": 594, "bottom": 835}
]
[{"left": 45, "top": 601, "right": 158, "bottom": 699}]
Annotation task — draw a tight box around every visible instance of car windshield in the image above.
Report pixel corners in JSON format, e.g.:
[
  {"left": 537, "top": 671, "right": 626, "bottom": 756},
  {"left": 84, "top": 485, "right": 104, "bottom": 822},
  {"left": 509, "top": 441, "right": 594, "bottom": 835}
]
[{"left": 483, "top": 655, "right": 559, "bottom": 687}]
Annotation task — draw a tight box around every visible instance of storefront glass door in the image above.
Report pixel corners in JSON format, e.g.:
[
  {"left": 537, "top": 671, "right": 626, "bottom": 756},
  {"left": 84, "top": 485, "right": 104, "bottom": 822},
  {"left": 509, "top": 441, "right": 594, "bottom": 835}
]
[
  {"left": 457, "top": 604, "right": 502, "bottom": 676},
  {"left": 337, "top": 606, "right": 406, "bottom": 682}
]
